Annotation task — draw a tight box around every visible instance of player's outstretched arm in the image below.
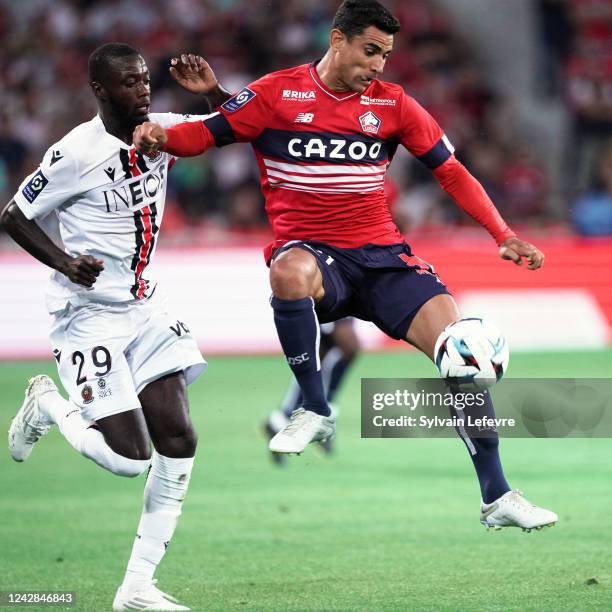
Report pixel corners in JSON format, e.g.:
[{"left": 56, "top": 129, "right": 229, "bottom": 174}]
[
  {"left": 0, "top": 201, "right": 104, "bottom": 287},
  {"left": 169, "top": 53, "right": 232, "bottom": 108},
  {"left": 432, "top": 157, "right": 544, "bottom": 271},
  {"left": 133, "top": 120, "right": 214, "bottom": 157}
]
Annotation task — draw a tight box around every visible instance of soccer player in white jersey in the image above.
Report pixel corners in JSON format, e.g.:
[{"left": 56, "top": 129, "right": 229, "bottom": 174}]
[{"left": 1, "top": 43, "right": 230, "bottom": 611}]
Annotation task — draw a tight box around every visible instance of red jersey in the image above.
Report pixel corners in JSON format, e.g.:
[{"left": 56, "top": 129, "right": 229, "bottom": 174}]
[{"left": 162, "top": 62, "right": 515, "bottom": 257}]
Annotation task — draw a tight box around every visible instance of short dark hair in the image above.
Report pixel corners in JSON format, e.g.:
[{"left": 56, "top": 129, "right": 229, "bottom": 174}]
[
  {"left": 332, "top": 0, "right": 400, "bottom": 39},
  {"left": 88, "top": 43, "right": 140, "bottom": 84}
]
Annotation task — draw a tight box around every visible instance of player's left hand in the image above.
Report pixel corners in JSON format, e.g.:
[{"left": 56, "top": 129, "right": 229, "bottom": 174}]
[
  {"left": 499, "top": 236, "right": 544, "bottom": 270},
  {"left": 170, "top": 54, "right": 218, "bottom": 95}
]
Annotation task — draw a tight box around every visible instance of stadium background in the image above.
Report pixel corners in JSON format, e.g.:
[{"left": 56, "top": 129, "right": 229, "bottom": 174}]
[{"left": 0, "top": 1, "right": 610, "bottom": 610}]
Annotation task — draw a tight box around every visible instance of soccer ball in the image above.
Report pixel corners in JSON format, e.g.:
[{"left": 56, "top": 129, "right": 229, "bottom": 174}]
[{"left": 434, "top": 317, "right": 509, "bottom": 390}]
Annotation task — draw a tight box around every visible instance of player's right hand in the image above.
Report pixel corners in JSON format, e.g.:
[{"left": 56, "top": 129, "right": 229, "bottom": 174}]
[
  {"left": 170, "top": 54, "right": 218, "bottom": 95},
  {"left": 61, "top": 255, "right": 104, "bottom": 288},
  {"left": 499, "top": 236, "right": 544, "bottom": 270},
  {"left": 133, "top": 122, "right": 167, "bottom": 155}
]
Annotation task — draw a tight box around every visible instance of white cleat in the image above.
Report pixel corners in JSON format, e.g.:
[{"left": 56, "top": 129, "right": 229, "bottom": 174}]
[
  {"left": 8, "top": 375, "right": 57, "bottom": 462},
  {"left": 480, "top": 490, "right": 558, "bottom": 531},
  {"left": 269, "top": 407, "right": 336, "bottom": 454},
  {"left": 112, "top": 580, "right": 190, "bottom": 611}
]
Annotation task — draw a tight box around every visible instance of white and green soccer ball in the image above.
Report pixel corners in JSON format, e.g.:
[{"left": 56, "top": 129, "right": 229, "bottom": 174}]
[{"left": 434, "top": 317, "right": 509, "bottom": 390}]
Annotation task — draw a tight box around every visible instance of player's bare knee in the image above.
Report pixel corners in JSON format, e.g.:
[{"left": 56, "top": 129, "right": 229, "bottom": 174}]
[
  {"left": 156, "top": 426, "right": 198, "bottom": 458},
  {"left": 121, "top": 444, "right": 152, "bottom": 462},
  {"left": 105, "top": 434, "right": 152, "bottom": 462},
  {"left": 270, "top": 249, "right": 321, "bottom": 299}
]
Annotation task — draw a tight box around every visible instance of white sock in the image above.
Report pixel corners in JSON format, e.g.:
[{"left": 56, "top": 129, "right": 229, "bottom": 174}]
[
  {"left": 39, "top": 390, "right": 149, "bottom": 478},
  {"left": 123, "top": 452, "right": 195, "bottom": 588},
  {"left": 38, "top": 388, "right": 73, "bottom": 425},
  {"left": 269, "top": 409, "right": 289, "bottom": 431},
  {"left": 278, "top": 376, "right": 302, "bottom": 417}
]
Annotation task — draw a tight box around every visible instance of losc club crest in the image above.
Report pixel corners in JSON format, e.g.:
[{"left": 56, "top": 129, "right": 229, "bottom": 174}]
[
  {"left": 81, "top": 384, "right": 94, "bottom": 404},
  {"left": 358, "top": 110, "right": 382, "bottom": 135}
]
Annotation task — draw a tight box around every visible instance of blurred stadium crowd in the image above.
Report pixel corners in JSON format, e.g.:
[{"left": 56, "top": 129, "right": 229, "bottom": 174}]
[{"left": 0, "top": 0, "right": 611, "bottom": 246}]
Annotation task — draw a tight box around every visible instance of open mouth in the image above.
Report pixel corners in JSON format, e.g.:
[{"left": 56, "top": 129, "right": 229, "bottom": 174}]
[{"left": 136, "top": 104, "right": 150, "bottom": 115}]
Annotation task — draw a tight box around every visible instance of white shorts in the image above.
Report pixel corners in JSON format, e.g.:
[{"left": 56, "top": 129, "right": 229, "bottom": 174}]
[{"left": 49, "top": 293, "right": 206, "bottom": 422}]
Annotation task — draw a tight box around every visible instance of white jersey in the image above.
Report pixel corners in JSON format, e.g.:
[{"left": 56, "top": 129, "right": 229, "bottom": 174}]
[{"left": 13, "top": 113, "right": 207, "bottom": 313}]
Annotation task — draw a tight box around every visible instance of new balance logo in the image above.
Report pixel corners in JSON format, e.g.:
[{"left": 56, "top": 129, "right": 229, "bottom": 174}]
[
  {"left": 287, "top": 352, "right": 309, "bottom": 365},
  {"left": 104, "top": 167, "right": 116, "bottom": 181},
  {"left": 294, "top": 113, "right": 314, "bottom": 123},
  {"left": 50, "top": 150, "right": 63, "bottom": 166}
]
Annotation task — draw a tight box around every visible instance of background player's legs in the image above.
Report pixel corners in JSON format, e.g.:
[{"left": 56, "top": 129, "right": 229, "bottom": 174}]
[
  {"left": 120, "top": 371, "right": 197, "bottom": 591},
  {"left": 324, "top": 319, "right": 361, "bottom": 403},
  {"left": 406, "top": 294, "right": 510, "bottom": 503},
  {"left": 269, "top": 248, "right": 329, "bottom": 417}
]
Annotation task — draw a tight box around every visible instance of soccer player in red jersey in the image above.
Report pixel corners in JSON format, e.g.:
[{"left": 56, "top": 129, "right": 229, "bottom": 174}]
[{"left": 134, "top": 1, "right": 557, "bottom": 530}]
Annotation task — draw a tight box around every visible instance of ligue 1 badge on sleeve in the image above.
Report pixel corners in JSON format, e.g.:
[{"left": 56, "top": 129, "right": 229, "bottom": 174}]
[
  {"left": 221, "top": 87, "right": 257, "bottom": 113},
  {"left": 21, "top": 169, "right": 49, "bottom": 204}
]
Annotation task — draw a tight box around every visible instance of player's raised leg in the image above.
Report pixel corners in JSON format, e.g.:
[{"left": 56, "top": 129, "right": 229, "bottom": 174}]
[
  {"left": 9, "top": 374, "right": 151, "bottom": 477},
  {"left": 317, "top": 319, "right": 360, "bottom": 455},
  {"left": 407, "top": 294, "right": 557, "bottom": 530},
  {"left": 113, "top": 372, "right": 196, "bottom": 612},
  {"left": 268, "top": 247, "right": 336, "bottom": 454}
]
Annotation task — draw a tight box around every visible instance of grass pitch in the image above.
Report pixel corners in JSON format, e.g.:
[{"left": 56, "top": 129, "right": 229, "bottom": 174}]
[{"left": 1, "top": 349, "right": 611, "bottom": 611}]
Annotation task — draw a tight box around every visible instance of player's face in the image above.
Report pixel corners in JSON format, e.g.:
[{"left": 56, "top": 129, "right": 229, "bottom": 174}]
[
  {"left": 336, "top": 26, "right": 393, "bottom": 92},
  {"left": 105, "top": 55, "right": 151, "bottom": 125}
]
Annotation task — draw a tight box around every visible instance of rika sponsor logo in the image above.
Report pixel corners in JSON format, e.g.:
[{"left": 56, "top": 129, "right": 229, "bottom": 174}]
[
  {"left": 294, "top": 113, "right": 314, "bottom": 123},
  {"left": 360, "top": 95, "right": 396, "bottom": 106},
  {"left": 359, "top": 110, "right": 382, "bottom": 134},
  {"left": 282, "top": 89, "right": 316, "bottom": 101},
  {"left": 221, "top": 87, "right": 256, "bottom": 112},
  {"left": 21, "top": 170, "right": 49, "bottom": 204}
]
